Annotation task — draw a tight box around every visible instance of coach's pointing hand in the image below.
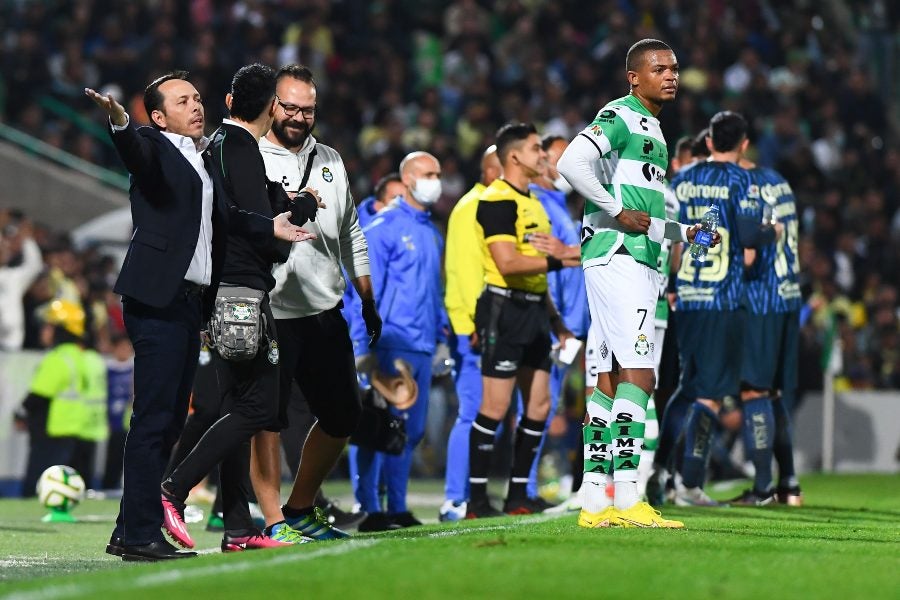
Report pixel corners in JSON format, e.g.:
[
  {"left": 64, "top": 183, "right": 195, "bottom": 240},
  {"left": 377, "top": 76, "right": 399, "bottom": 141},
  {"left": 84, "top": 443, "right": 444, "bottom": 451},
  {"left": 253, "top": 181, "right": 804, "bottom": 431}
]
[{"left": 84, "top": 88, "right": 127, "bottom": 127}]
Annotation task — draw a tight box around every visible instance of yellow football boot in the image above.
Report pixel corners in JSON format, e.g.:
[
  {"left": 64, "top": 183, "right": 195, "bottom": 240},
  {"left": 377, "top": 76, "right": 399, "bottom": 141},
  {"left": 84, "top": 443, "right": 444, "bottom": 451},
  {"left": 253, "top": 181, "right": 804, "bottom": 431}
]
[
  {"left": 613, "top": 501, "right": 684, "bottom": 528},
  {"left": 577, "top": 506, "right": 620, "bottom": 528}
]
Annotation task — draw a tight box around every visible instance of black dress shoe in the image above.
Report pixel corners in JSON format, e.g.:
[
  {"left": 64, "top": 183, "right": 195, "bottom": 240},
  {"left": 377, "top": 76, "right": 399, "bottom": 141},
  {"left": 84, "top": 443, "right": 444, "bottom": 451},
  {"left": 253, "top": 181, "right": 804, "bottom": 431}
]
[
  {"left": 357, "top": 512, "right": 402, "bottom": 533},
  {"left": 121, "top": 540, "right": 198, "bottom": 562},
  {"left": 389, "top": 511, "right": 422, "bottom": 528},
  {"left": 105, "top": 535, "right": 125, "bottom": 557}
]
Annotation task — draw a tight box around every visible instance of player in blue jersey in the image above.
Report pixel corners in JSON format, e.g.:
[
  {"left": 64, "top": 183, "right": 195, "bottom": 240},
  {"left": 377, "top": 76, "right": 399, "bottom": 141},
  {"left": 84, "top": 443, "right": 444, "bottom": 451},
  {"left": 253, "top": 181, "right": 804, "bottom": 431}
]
[
  {"left": 527, "top": 134, "right": 588, "bottom": 505},
  {"left": 671, "top": 112, "right": 780, "bottom": 506},
  {"left": 646, "top": 130, "right": 710, "bottom": 505},
  {"left": 731, "top": 155, "right": 803, "bottom": 505}
]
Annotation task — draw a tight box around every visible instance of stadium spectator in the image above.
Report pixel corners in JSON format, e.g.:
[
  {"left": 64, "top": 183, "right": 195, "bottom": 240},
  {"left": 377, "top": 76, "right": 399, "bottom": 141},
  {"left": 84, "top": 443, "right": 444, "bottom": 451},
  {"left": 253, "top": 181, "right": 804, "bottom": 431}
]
[{"left": 0, "top": 212, "right": 43, "bottom": 351}]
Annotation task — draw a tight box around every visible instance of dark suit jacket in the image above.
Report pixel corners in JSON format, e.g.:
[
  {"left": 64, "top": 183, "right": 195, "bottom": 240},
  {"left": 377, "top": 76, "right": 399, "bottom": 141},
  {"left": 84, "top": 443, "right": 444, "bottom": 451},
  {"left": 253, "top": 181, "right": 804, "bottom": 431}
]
[{"left": 109, "top": 121, "right": 273, "bottom": 320}]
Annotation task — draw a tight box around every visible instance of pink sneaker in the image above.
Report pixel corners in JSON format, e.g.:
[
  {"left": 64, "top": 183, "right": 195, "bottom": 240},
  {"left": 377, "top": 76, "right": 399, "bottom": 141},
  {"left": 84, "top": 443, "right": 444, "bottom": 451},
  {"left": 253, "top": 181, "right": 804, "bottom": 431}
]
[
  {"left": 221, "top": 532, "right": 292, "bottom": 552},
  {"left": 161, "top": 492, "right": 195, "bottom": 549}
]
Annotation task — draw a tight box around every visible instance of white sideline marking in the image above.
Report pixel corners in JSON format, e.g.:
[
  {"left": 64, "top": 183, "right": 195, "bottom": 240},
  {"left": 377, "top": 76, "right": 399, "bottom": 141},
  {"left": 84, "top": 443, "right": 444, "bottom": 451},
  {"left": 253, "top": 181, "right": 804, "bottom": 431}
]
[
  {"left": 4, "top": 513, "right": 567, "bottom": 599},
  {"left": 417, "top": 514, "right": 562, "bottom": 539},
  {"left": 3, "top": 540, "right": 379, "bottom": 600},
  {"left": 1, "top": 555, "right": 109, "bottom": 567}
]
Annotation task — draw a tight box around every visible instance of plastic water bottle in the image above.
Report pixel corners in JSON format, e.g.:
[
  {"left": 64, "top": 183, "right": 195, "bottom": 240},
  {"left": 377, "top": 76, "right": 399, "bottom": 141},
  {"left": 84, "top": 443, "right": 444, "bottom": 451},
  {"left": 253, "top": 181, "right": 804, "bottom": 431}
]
[
  {"left": 761, "top": 201, "right": 776, "bottom": 226},
  {"left": 689, "top": 204, "right": 720, "bottom": 262}
]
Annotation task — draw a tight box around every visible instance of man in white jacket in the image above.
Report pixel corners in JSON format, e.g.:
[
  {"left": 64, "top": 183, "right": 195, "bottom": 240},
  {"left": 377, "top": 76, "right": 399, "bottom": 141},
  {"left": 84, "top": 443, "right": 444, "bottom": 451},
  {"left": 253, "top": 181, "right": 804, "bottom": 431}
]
[{"left": 252, "top": 64, "right": 381, "bottom": 541}]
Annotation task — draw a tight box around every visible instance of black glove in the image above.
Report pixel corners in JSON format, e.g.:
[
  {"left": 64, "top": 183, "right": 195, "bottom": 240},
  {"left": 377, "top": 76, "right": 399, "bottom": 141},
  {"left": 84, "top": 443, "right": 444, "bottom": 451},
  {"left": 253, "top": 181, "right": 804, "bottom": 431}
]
[
  {"left": 289, "top": 191, "right": 319, "bottom": 226},
  {"left": 361, "top": 299, "right": 382, "bottom": 347},
  {"left": 266, "top": 180, "right": 290, "bottom": 214}
]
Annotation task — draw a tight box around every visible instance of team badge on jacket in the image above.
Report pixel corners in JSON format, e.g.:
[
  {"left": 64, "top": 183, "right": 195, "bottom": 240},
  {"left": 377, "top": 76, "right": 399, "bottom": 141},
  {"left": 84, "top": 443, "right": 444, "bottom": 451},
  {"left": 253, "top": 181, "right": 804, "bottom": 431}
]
[
  {"left": 322, "top": 167, "right": 333, "bottom": 182},
  {"left": 268, "top": 340, "right": 280, "bottom": 365}
]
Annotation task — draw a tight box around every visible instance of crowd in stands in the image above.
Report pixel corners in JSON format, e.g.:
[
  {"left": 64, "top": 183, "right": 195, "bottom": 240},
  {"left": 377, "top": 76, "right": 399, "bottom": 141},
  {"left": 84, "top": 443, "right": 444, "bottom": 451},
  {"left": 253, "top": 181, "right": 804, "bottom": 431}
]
[{"left": 1, "top": 0, "right": 898, "bottom": 405}]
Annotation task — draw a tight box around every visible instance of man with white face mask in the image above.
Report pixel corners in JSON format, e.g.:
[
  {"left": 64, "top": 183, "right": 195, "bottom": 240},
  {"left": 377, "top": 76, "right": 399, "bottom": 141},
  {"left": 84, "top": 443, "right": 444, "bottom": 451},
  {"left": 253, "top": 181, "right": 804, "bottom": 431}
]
[{"left": 349, "top": 151, "right": 450, "bottom": 531}]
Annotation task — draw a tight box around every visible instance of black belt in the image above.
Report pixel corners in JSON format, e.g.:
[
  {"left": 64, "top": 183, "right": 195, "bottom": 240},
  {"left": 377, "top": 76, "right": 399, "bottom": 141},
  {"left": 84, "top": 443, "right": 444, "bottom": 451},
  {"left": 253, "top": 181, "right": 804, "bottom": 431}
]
[
  {"left": 485, "top": 284, "right": 544, "bottom": 303},
  {"left": 180, "top": 280, "right": 206, "bottom": 298}
]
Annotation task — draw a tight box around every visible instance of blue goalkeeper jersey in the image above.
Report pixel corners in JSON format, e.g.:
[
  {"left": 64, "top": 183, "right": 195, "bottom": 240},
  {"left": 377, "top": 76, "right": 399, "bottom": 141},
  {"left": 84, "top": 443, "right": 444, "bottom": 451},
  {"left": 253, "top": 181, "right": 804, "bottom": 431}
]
[
  {"left": 742, "top": 167, "right": 802, "bottom": 314},
  {"left": 673, "top": 161, "right": 754, "bottom": 312}
]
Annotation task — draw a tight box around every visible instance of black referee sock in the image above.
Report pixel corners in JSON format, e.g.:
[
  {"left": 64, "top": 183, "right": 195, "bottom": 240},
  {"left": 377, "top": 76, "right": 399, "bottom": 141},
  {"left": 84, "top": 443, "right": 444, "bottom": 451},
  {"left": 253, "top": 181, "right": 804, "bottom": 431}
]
[
  {"left": 468, "top": 413, "right": 500, "bottom": 504},
  {"left": 508, "top": 417, "right": 545, "bottom": 501}
]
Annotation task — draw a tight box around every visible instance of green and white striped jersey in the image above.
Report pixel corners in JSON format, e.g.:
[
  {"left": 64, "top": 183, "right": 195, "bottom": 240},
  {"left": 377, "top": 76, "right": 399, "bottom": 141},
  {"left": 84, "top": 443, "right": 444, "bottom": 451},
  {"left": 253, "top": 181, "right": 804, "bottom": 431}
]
[
  {"left": 655, "top": 185, "right": 680, "bottom": 328},
  {"left": 578, "top": 94, "right": 669, "bottom": 270}
]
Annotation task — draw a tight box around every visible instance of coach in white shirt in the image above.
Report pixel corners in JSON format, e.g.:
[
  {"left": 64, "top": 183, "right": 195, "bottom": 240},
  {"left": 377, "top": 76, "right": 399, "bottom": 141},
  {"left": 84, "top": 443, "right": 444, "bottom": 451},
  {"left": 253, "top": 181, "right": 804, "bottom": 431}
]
[{"left": 251, "top": 64, "right": 381, "bottom": 540}]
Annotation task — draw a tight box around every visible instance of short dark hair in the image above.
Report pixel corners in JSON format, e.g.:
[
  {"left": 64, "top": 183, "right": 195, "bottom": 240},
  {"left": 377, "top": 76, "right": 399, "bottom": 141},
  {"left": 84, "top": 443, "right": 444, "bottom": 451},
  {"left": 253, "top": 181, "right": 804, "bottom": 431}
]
[
  {"left": 709, "top": 112, "right": 747, "bottom": 153},
  {"left": 229, "top": 63, "right": 277, "bottom": 122},
  {"left": 691, "top": 127, "right": 711, "bottom": 158},
  {"left": 276, "top": 64, "right": 316, "bottom": 87},
  {"left": 626, "top": 39, "right": 672, "bottom": 72},
  {"left": 143, "top": 70, "right": 190, "bottom": 120},
  {"left": 541, "top": 134, "right": 565, "bottom": 152},
  {"left": 674, "top": 135, "right": 693, "bottom": 158},
  {"left": 495, "top": 122, "right": 537, "bottom": 164},
  {"left": 374, "top": 172, "right": 402, "bottom": 203}
]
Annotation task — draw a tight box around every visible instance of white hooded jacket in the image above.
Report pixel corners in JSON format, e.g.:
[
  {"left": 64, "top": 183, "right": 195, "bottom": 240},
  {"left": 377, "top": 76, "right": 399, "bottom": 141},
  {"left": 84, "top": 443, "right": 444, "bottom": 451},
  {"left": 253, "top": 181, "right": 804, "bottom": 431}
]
[{"left": 259, "top": 135, "right": 370, "bottom": 318}]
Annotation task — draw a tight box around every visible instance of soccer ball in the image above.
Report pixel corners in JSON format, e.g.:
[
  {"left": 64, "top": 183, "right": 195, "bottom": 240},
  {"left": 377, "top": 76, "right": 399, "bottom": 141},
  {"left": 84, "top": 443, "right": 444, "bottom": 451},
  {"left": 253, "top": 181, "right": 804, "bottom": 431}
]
[{"left": 36, "top": 465, "right": 85, "bottom": 511}]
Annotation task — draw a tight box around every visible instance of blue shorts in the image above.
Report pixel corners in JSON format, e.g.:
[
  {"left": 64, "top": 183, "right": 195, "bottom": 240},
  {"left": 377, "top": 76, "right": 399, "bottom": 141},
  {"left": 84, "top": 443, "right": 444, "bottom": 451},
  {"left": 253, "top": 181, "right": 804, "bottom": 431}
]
[
  {"left": 675, "top": 310, "right": 743, "bottom": 400},
  {"left": 741, "top": 310, "right": 799, "bottom": 392}
]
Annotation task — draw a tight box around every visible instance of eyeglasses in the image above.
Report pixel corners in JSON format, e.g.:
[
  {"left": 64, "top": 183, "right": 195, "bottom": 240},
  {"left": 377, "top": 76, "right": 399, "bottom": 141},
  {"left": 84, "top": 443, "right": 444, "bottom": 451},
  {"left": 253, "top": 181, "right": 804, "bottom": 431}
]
[{"left": 276, "top": 97, "right": 316, "bottom": 118}]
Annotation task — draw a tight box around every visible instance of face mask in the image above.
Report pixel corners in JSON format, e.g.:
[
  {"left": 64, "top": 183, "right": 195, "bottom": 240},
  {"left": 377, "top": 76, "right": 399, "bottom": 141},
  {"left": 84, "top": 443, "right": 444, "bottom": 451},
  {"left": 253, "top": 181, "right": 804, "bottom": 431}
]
[
  {"left": 553, "top": 174, "right": 573, "bottom": 194},
  {"left": 411, "top": 178, "right": 442, "bottom": 206}
]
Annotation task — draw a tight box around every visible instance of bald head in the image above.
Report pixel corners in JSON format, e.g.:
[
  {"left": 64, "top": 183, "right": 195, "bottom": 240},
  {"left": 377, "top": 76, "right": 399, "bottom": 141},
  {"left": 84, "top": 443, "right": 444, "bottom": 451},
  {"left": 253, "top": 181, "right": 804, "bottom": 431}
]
[
  {"left": 399, "top": 151, "right": 440, "bottom": 179},
  {"left": 481, "top": 145, "right": 501, "bottom": 185},
  {"left": 400, "top": 151, "right": 442, "bottom": 209}
]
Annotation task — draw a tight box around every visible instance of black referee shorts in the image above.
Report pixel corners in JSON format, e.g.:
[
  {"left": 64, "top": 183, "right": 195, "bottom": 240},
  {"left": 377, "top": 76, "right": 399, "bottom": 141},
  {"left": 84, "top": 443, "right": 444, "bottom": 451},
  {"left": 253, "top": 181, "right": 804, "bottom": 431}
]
[
  {"left": 475, "top": 289, "right": 552, "bottom": 378},
  {"left": 272, "top": 304, "right": 361, "bottom": 438}
]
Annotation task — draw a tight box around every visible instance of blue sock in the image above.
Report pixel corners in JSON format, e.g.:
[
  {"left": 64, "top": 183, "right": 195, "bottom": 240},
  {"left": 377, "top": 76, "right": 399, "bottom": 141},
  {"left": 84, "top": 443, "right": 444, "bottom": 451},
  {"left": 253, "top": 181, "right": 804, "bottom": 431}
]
[
  {"left": 772, "top": 397, "right": 798, "bottom": 488},
  {"left": 656, "top": 390, "right": 691, "bottom": 471},
  {"left": 742, "top": 397, "right": 775, "bottom": 493},
  {"left": 680, "top": 402, "right": 719, "bottom": 488}
]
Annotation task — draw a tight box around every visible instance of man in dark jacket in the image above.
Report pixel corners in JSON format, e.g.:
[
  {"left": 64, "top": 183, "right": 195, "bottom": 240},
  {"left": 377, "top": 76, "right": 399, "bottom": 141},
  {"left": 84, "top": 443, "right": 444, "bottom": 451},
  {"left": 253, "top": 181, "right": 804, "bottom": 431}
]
[
  {"left": 86, "top": 72, "right": 309, "bottom": 562},
  {"left": 159, "top": 63, "right": 321, "bottom": 552}
]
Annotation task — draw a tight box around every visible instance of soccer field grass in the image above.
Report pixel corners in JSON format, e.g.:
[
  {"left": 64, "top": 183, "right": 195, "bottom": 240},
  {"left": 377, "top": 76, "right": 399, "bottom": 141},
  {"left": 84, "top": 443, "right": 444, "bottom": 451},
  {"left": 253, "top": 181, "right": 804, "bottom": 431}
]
[{"left": 1, "top": 474, "right": 898, "bottom": 599}]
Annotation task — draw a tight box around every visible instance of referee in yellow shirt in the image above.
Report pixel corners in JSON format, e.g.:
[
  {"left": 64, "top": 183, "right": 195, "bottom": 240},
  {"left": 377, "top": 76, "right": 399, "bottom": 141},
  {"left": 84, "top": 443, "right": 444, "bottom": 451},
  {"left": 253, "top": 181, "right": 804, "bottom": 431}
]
[{"left": 466, "top": 123, "right": 579, "bottom": 518}]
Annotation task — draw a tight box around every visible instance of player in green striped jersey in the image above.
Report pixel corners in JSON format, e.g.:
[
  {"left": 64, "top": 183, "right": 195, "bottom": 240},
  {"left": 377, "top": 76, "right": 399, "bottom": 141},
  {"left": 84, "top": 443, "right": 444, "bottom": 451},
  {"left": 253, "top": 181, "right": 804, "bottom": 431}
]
[{"left": 558, "top": 39, "right": 714, "bottom": 529}]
